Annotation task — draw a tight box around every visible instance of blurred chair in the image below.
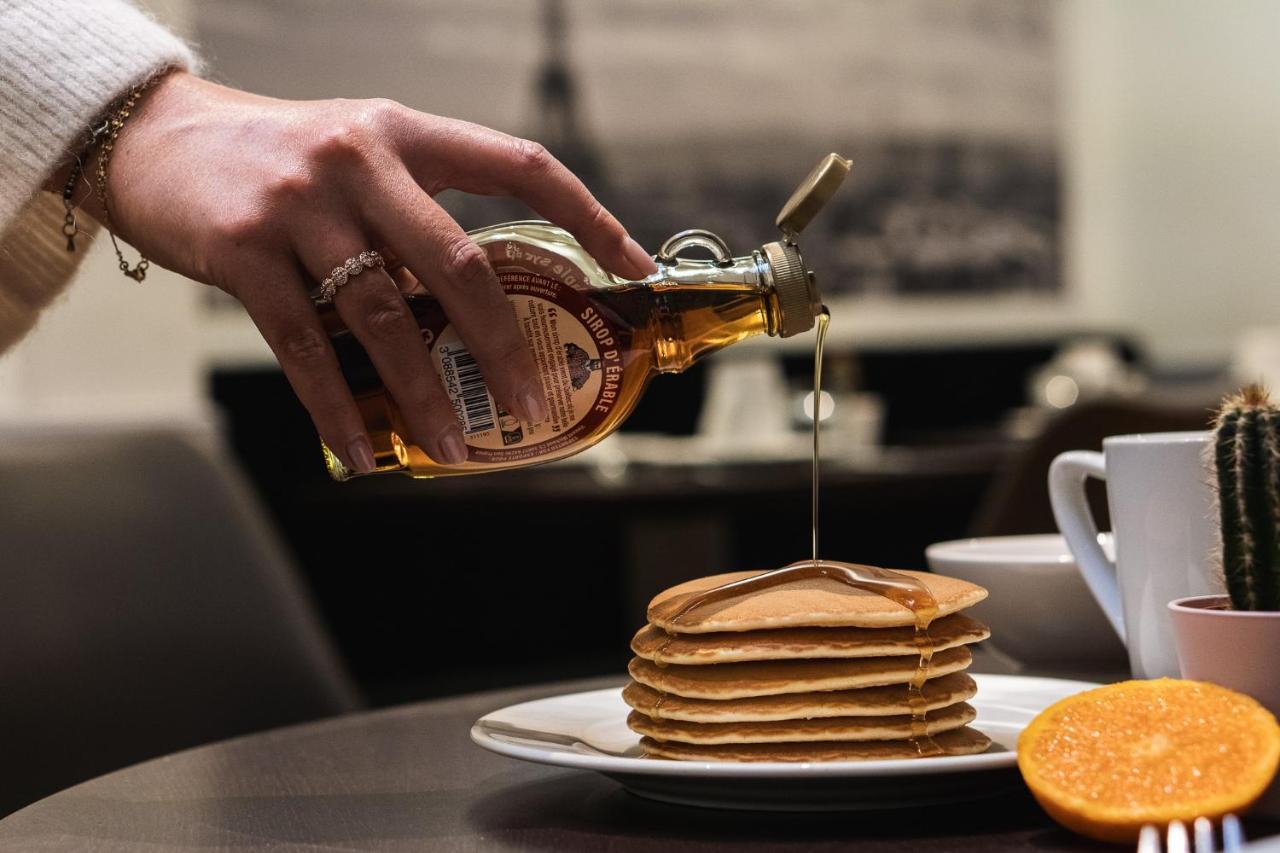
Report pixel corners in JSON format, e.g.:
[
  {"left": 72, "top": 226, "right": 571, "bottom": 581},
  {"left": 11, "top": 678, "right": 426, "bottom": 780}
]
[
  {"left": 968, "top": 399, "right": 1212, "bottom": 537},
  {"left": 0, "top": 428, "right": 362, "bottom": 816}
]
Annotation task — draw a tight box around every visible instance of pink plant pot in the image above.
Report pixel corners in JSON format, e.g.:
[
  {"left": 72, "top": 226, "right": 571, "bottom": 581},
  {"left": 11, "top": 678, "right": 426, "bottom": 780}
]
[
  {"left": 1169, "top": 595, "right": 1280, "bottom": 712},
  {"left": 1170, "top": 594, "right": 1280, "bottom": 817}
]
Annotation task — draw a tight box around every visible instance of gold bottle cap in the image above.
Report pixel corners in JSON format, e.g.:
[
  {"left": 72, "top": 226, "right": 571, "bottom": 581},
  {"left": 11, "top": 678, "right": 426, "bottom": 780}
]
[
  {"left": 776, "top": 153, "right": 852, "bottom": 242},
  {"left": 762, "top": 241, "right": 820, "bottom": 338}
]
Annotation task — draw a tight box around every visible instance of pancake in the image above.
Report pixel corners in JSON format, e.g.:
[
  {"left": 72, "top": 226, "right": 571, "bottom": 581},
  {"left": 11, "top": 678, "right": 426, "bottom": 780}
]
[
  {"left": 648, "top": 569, "right": 987, "bottom": 634},
  {"left": 631, "top": 613, "right": 989, "bottom": 665},
  {"left": 628, "top": 646, "right": 972, "bottom": 700},
  {"left": 628, "top": 701, "right": 976, "bottom": 745},
  {"left": 641, "top": 726, "right": 993, "bottom": 762},
  {"left": 622, "top": 672, "right": 977, "bottom": 722}
]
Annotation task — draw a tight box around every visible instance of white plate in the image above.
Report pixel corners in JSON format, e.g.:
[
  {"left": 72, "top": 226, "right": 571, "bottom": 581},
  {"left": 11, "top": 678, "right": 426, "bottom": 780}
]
[{"left": 471, "top": 673, "right": 1099, "bottom": 811}]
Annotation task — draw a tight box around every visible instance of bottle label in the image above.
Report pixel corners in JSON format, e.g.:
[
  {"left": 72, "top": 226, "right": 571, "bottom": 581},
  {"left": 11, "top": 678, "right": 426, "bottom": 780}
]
[{"left": 425, "top": 240, "right": 624, "bottom": 464}]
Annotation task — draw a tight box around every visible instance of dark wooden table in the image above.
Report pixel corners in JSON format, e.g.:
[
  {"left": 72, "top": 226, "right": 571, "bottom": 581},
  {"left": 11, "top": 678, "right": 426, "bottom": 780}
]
[{"left": 0, "top": 676, "right": 1269, "bottom": 852}]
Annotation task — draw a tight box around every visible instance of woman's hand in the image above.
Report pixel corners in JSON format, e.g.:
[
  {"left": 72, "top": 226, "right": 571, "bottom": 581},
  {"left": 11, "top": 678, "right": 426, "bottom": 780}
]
[{"left": 78, "top": 71, "right": 657, "bottom": 472}]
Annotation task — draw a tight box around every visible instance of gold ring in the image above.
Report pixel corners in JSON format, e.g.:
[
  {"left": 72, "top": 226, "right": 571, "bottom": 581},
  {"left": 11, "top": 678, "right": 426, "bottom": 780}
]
[{"left": 314, "top": 250, "right": 386, "bottom": 304}]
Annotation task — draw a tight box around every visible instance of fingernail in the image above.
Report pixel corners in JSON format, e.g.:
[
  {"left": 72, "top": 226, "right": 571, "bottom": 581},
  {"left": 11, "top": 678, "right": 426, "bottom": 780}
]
[
  {"left": 519, "top": 385, "right": 548, "bottom": 424},
  {"left": 439, "top": 431, "right": 468, "bottom": 465},
  {"left": 623, "top": 236, "right": 658, "bottom": 277},
  {"left": 347, "top": 435, "right": 376, "bottom": 474}
]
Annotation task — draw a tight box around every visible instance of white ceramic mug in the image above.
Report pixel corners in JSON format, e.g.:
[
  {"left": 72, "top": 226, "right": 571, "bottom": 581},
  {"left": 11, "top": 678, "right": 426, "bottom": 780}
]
[{"left": 1048, "top": 431, "right": 1219, "bottom": 678}]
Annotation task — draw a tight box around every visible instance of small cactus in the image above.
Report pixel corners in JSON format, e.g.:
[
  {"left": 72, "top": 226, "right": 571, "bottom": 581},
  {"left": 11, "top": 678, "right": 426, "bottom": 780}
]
[{"left": 1213, "top": 385, "right": 1280, "bottom": 611}]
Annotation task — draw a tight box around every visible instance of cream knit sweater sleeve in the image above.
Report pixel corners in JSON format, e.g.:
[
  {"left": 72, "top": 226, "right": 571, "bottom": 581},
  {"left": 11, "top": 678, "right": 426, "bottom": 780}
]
[{"left": 0, "top": 0, "right": 198, "bottom": 352}]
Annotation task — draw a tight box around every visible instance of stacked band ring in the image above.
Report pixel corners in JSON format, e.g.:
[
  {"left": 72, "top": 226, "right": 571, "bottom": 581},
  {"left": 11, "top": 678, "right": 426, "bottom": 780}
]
[{"left": 313, "top": 250, "right": 386, "bottom": 304}]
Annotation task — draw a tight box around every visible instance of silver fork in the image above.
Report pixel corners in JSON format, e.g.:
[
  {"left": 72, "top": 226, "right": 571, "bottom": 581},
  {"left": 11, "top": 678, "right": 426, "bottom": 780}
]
[{"left": 1137, "top": 816, "right": 1244, "bottom": 853}]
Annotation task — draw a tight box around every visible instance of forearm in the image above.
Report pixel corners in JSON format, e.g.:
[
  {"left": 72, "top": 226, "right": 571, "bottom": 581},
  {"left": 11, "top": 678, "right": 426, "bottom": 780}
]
[{"left": 40, "top": 68, "right": 192, "bottom": 231}]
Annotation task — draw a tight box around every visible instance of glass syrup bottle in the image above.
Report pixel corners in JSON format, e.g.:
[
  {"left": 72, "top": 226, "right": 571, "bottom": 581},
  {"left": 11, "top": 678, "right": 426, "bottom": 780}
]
[{"left": 321, "top": 153, "right": 851, "bottom": 479}]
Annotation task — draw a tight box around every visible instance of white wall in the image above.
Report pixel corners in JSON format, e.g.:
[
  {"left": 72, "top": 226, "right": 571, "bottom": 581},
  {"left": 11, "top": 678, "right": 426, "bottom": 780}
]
[
  {"left": 0, "top": 244, "right": 208, "bottom": 427},
  {"left": 1061, "top": 0, "right": 1280, "bottom": 368}
]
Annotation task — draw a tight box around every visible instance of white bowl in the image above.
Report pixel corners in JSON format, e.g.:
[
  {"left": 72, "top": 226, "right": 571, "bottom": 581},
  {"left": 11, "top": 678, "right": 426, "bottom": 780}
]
[{"left": 925, "top": 533, "right": 1126, "bottom": 669}]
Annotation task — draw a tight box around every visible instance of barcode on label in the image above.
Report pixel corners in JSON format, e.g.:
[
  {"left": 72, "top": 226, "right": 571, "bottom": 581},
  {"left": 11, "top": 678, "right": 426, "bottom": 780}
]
[{"left": 447, "top": 348, "right": 495, "bottom": 435}]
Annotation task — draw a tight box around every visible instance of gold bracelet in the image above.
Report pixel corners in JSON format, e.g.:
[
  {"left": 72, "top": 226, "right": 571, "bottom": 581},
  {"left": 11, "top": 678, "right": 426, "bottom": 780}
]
[
  {"left": 59, "top": 116, "right": 112, "bottom": 253},
  {"left": 92, "top": 70, "right": 173, "bottom": 282},
  {"left": 59, "top": 151, "right": 88, "bottom": 253}
]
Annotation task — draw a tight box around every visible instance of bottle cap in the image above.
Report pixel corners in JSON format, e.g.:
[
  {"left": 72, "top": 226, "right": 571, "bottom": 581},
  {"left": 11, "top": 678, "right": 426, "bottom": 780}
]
[
  {"left": 763, "top": 153, "right": 850, "bottom": 337},
  {"left": 776, "top": 153, "right": 852, "bottom": 241},
  {"left": 762, "top": 240, "right": 820, "bottom": 338}
]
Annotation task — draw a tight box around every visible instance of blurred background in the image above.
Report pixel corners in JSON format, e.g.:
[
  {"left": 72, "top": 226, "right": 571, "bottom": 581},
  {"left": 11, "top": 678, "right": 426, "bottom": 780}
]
[{"left": 3, "top": 0, "right": 1280, "bottom": 815}]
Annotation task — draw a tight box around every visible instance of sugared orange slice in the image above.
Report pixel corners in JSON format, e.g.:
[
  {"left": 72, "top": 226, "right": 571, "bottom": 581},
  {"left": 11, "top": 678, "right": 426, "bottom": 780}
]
[{"left": 1017, "top": 679, "right": 1280, "bottom": 843}]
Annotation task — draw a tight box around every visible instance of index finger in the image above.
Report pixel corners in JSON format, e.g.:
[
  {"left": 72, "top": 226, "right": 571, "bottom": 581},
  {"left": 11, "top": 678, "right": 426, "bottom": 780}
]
[{"left": 400, "top": 119, "right": 658, "bottom": 280}]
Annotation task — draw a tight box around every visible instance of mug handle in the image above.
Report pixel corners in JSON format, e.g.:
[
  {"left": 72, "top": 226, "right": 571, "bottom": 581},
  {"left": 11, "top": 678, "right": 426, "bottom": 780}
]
[{"left": 1048, "top": 450, "right": 1126, "bottom": 641}]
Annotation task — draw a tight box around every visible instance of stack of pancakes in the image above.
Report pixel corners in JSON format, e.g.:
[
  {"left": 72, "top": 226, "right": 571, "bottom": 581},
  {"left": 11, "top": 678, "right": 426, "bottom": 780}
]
[{"left": 624, "top": 569, "right": 992, "bottom": 762}]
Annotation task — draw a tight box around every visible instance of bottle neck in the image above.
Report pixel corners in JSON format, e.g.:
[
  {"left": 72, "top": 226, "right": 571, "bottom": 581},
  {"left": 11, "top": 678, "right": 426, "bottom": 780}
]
[{"left": 650, "top": 252, "right": 781, "bottom": 373}]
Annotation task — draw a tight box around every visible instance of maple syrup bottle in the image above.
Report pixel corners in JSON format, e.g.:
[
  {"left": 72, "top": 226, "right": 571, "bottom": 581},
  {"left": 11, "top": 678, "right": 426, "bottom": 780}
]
[{"left": 322, "top": 154, "right": 850, "bottom": 479}]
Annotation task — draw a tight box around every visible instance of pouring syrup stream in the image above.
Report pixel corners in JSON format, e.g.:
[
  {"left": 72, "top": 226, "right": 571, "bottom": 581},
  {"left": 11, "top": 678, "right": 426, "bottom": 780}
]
[
  {"left": 649, "top": 307, "right": 945, "bottom": 757},
  {"left": 812, "top": 309, "right": 828, "bottom": 563}
]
